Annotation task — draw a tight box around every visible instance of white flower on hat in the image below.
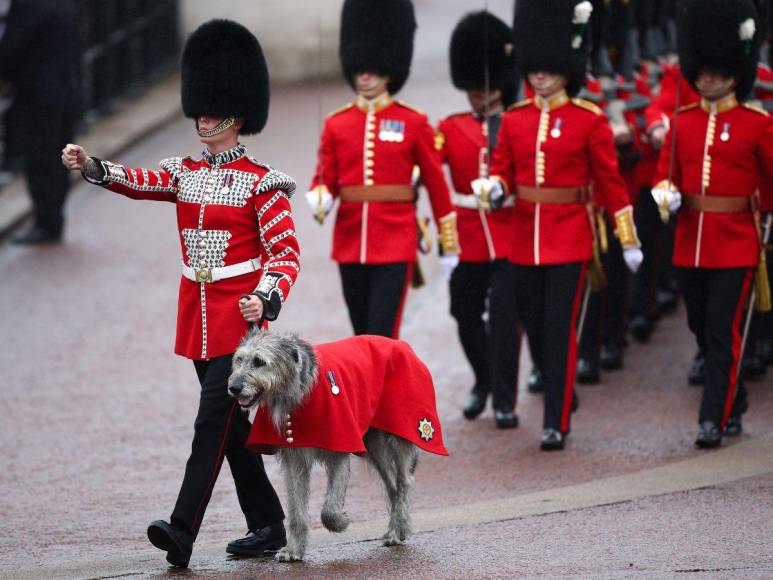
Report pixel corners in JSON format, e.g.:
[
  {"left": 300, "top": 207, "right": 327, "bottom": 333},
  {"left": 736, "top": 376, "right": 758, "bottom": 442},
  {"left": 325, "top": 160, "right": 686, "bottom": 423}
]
[
  {"left": 739, "top": 18, "right": 756, "bottom": 41},
  {"left": 573, "top": 1, "right": 593, "bottom": 25}
]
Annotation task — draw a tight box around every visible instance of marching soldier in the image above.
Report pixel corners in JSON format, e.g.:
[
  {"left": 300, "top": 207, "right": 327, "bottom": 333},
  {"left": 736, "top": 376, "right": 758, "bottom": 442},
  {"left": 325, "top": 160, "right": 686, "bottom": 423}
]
[
  {"left": 436, "top": 11, "right": 520, "bottom": 427},
  {"left": 62, "top": 21, "right": 297, "bottom": 566},
  {"left": 476, "top": 0, "right": 643, "bottom": 450},
  {"left": 306, "top": 0, "right": 459, "bottom": 339},
  {"left": 652, "top": 0, "right": 773, "bottom": 448}
]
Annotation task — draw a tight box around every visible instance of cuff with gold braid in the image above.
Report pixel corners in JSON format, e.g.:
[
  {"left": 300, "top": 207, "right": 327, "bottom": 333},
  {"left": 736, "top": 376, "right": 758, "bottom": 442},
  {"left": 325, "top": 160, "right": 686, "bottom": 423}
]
[
  {"left": 438, "top": 213, "right": 460, "bottom": 255},
  {"left": 614, "top": 206, "right": 641, "bottom": 249}
]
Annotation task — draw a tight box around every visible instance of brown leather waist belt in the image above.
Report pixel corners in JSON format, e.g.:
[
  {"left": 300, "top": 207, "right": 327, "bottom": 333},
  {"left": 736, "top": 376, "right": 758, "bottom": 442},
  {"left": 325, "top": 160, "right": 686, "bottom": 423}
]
[
  {"left": 682, "top": 194, "right": 754, "bottom": 213},
  {"left": 340, "top": 185, "right": 415, "bottom": 203},
  {"left": 516, "top": 186, "right": 588, "bottom": 204}
]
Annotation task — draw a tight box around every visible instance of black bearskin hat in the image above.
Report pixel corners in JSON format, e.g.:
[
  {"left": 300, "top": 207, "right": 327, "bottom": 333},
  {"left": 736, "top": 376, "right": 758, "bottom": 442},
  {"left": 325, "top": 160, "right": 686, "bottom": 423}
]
[
  {"left": 449, "top": 11, "right": 518, "bottom": 105},
  {"left": 339, "top": 0, "right": 416, "bottom": 95},
  {"left": 514, "top": 0, "right": 594, "bottom": 97},
  {"left": 181, "top": 19, "right": 269, "bottom": 135},
  {"left": 678, "top": 0, "right": 762, "bottom": 100}
]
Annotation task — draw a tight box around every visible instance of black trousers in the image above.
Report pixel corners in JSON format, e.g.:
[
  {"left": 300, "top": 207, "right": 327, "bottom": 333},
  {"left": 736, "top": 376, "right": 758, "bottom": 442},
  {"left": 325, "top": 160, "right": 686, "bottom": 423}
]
[
  {"left": 339, "top": 263, "right": 411, "bottom": 337},
  {"left": 20, "top": 106, "right": 74, "bottom": 233},
  {"left": 450, "top": 262, "right": 492, "bottom": 393},
  {"left": 514, "top": 262, "right": 587, "bottom": 433},
  {"left": 486, "top": 260, "right": 523, "bottom": 411},
  {"left": 580, "top": 219, "right": 627, "bottom": 361},
  {"left": 630, "top": 187, "right": 662, "bottom": 321},
  {"left": 171, "top": 355, "right": 284, "bottom": 537},
  {"left": 676, "top": 267, "right": 753, "bottom": 427}
]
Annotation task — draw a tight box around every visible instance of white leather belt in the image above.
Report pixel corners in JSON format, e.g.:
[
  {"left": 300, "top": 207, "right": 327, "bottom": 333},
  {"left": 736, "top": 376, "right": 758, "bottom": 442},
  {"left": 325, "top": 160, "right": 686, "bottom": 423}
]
[
  {"left": 454, "top": 192, "right": 514, "bottom": 210},
  {"left": 182, "top": 257, "right": 262, "bottom": 283}
]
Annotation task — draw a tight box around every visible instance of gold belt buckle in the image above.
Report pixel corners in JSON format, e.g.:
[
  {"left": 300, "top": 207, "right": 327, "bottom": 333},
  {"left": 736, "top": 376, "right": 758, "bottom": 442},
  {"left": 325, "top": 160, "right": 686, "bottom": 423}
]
[{"left": 194, "top": 267, "right": 213, "bottom": 283}]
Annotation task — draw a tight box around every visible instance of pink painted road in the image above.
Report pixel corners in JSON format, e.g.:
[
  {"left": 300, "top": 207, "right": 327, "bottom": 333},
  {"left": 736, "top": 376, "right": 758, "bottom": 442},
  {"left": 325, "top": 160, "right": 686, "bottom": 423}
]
[{"left": 1, "top": 2, "right": 772, "bottom": 576}]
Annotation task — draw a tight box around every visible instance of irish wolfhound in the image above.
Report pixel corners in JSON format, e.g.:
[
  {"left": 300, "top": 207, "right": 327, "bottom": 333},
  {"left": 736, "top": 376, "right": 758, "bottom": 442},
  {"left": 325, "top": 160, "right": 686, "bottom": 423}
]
[{"left": 227, "top": 329, "right": 447, "bottom": 562}]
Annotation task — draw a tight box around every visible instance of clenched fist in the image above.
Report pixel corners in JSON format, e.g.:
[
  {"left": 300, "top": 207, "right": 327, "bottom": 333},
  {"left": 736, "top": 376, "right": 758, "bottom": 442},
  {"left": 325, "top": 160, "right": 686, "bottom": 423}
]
[{"left": 61, "top": 144, "right": 87, "bottom": 171}]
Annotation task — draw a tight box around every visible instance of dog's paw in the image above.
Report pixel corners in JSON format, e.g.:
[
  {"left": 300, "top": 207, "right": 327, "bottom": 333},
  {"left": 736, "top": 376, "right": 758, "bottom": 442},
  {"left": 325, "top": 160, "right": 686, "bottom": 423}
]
[
  {"left": 275, "top": 546, "right": 304, "bottom": 562},
  {"left": 382, "top": 530, "right": 406, "bottom": 546},
  {"left": 321, "top": 510, "right": 350, "bottom": 533}
]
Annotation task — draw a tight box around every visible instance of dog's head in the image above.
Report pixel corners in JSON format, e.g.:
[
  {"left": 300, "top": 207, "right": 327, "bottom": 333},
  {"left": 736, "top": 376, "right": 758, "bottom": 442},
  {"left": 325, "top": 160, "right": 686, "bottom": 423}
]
[{"left": 228, "top": 328, "right": 317, "bottom": 416}]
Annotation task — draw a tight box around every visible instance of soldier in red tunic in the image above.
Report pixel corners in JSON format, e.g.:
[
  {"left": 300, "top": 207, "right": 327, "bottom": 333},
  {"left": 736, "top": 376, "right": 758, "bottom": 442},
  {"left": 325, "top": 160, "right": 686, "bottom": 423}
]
[
  {"left": 61, "top": 21, "right": 297, "bottom": 566},
  {"left": 476, "top": 0, "right": 642, "bottom": 451},
  {"left": 652, "top": 0, "right": 773, "bottom": 448},
  {"left": 305, "top": 0, "right": 460, "bottom": 339},
  {"left": 436, "top": 12, "right": 521, "bottom": 428}
]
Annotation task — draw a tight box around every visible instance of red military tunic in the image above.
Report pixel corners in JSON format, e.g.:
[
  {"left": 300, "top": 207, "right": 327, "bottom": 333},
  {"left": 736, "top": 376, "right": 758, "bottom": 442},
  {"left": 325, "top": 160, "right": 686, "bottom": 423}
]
[
  {"left": 311, "top": 93, "right": 455, "bottom": 264},
  {"left": 436, "top": 111, "right": 513, "bottom": 262},
  {"left": 654, "top": 95, "right": 773, "bottom": 268},
  {"left": 246, "top": 335, "right": 448, "bottom": 456},
  {"left": 490, "top": 91, "right": 634, "bottom": 265},
  {"left": 87, "top": 145, "right": 300, "bottom": 359}
]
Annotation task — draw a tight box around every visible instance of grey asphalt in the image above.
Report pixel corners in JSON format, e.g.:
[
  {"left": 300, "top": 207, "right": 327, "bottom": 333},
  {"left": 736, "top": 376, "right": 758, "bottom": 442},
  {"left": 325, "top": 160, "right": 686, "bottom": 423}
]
[{"left": 1, "top": 1, "right": 772, "bottom": 577}]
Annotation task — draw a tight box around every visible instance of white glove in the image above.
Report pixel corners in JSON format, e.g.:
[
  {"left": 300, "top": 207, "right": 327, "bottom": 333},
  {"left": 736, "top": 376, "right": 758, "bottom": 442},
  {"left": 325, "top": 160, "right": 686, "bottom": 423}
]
[
  {"left": 305, "top": 190, "right": 334, "bottom": 223},
  {"left": 440, "top": 254, "right": 459, "bottom": 281},
  {"left": 623, "top": 247, "right": 644, "bottom": 273},
  {"left": 471, "top": 178, "right": 504, "bottom": 210},
  {"left": 651, "top": 186, "right": 682, "bottom": 223}
]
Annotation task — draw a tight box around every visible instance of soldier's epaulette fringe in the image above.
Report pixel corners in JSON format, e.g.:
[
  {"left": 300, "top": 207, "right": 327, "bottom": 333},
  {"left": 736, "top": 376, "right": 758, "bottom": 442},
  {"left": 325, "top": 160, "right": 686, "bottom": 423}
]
[
  {"left": 327, "top": 102, "right": 355, "bottom": 117},
  {"left": 397, "top": 99, "right": 424, "bottom": 115},
  {"left": 507, "top": 98, "right": 532, "bottom": 111},
  {"left": 677, "top": 102, "right": 699, "bottom": 114},
  {"left": 571, "top": 98, "right": 604, "bottom": 115},
  {"left": 742, "top": 102, "right": 769, "bottom": 116}
]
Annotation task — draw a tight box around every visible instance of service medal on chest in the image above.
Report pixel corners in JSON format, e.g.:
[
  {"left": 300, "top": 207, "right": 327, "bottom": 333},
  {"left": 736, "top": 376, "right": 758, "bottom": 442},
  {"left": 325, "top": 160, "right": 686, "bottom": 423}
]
[
  {"left": 720, "top": 122, "right": 731, "bottom": 143},
  {"left": 379, "top": 119, "right": 405, "bottom": 143},
  {"left": 551, "top": 118, "right": 563, "bottom": 139}
]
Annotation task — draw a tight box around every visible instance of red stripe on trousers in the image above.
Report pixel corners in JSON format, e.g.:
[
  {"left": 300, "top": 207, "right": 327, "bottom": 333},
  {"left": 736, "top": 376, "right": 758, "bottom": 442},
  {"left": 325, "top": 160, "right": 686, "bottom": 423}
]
[
  {"left": 561, "top": 263, "right": 588, "bottom": 434},
  {"left": 190, "top": 399, "right": 238, "bottom": 532},
  {"left": 722, "top": 268, "right": 754, "bottom": 428},
  {"left": 391, "top": 263, "right": 414, "bottom": 339}
]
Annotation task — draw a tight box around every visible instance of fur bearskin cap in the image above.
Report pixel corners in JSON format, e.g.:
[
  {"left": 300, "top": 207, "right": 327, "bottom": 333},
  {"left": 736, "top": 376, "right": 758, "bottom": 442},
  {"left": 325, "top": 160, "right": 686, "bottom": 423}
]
[
  {"left": 181, "top": 19, "right": 269, "bottom": 135},
  {"left": 449, "top": 11, "right": 517, "bottom": 104},
  {"left": 514, "top": 0, "right": 594, "bottom": 97},
  {"left": 339, "top": 0, "right": 416, "bottom": 95},
  {"left": 678, "top": 0, "right": 762, "bottom": 99}
]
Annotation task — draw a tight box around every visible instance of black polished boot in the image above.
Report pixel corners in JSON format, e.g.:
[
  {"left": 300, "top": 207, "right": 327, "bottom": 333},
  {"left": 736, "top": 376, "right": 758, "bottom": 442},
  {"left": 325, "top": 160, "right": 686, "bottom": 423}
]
[
  {"left": 462, "top": 390, "right": 487, "bottom": 420},
  {"left": 688, "top": 352, "right": 706, "bottom": 385},
  {"left": 724, "top": 415, "right": 743, "bottom": 437},
  {"left": 576, "top": 357, "right": 600, "bottom": 384},
  {"left": 11, "top": 224, "right": 62, "bottom": 245},
  {"left": 147, "top": 520, "right": 194, "bottom": 567},
  {"left": 695, "top": 421, "right": 722, "bottom": 449},
  {"left": 226, "top": 522, "right": 287, "bottom": 556},
  {"left": 527, "top": 367, "right": 544, "bottom": 393},
  {"left": 629, "top": 315, "right": 654, "bottom": 343},
  {"left": 600, "top": 342, "right": 623, "bottom": 370},
  {"left": 494, "top": 409, "right": 519, "bottom": 429},
  {"left": 540, "top": 428, "right": 565, "bottom": 451}
]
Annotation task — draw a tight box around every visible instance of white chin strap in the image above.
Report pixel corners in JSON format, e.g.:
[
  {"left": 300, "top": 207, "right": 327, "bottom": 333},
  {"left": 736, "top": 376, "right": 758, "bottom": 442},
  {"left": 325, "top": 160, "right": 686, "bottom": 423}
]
[{"left": 197, "top": 116, "right": 236, "bottom": 138}]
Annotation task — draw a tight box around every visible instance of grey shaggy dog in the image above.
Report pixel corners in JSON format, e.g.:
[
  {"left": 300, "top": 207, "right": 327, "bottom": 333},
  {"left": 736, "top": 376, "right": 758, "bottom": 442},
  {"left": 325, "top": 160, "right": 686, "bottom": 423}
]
[{"left": 228, "top": 329, "right": 419, "bottom": 562}]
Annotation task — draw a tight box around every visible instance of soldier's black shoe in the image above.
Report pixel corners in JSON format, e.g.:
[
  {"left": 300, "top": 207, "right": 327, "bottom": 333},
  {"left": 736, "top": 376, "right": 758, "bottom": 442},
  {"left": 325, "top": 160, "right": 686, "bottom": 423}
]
[
  {"left": 462, "top": 391, "right": 487, "bottom": 420},
  {"left": 540, "top": 428, "right": 565, "bottom": 451},
  {"left": 600, "top": 343, "right": 623, "bottom": 370},
  {"left": 695, "top": 421, "right": 722, "bottom": 449},
  {"left": 11, "top": 225, "right": 62, "bottom": 245},
  {"left": 688, "top": 352, "right": 706, "bottom": 385},
  {"left": 724, "top": 416, "right": 743, "bottom": 437},
  {"left": 576, "top": 358, "right": 600, "bottom": 384},
  {"left": 655, "top": 289, "right": 678, "bottom": 316},
  {"left": 226, "top": 522, "right": 287, "bottom": 556},
  {"left": 629, "top": 315, "right": 654, "bottom": 343},
  {"left": 527, "top": 368, "right": 544, "bottom": 393},
  {"left": 147, "top": 520, "right": 193, "bottom": 567},
  {"left": 572, "top": 391, "right": 579, "bottom": 413},
  {"left": 494, "top": 409, "right": 519, "bottom": 429}
]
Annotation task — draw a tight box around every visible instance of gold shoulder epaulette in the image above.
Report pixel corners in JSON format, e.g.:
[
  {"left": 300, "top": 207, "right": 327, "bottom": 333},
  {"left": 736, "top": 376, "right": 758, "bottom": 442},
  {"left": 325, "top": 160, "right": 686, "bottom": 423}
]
[
  {"left": 397, "top": 99, "right": 425, "bottom": 115},
  {"left": 571, "top": 98, "right": 603, "bottom": 115},
  {"left": 507, "top": 98, "right": 533, "bottom": 111},
  {"left": 743, "top": 102, "right": 769, "bottom": 116},
  {"left": 677, "top": 102, "right": 699, "bottom": 114},
  {"left": 327, "top": 102, "right": 354, "bottom": 118}
]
